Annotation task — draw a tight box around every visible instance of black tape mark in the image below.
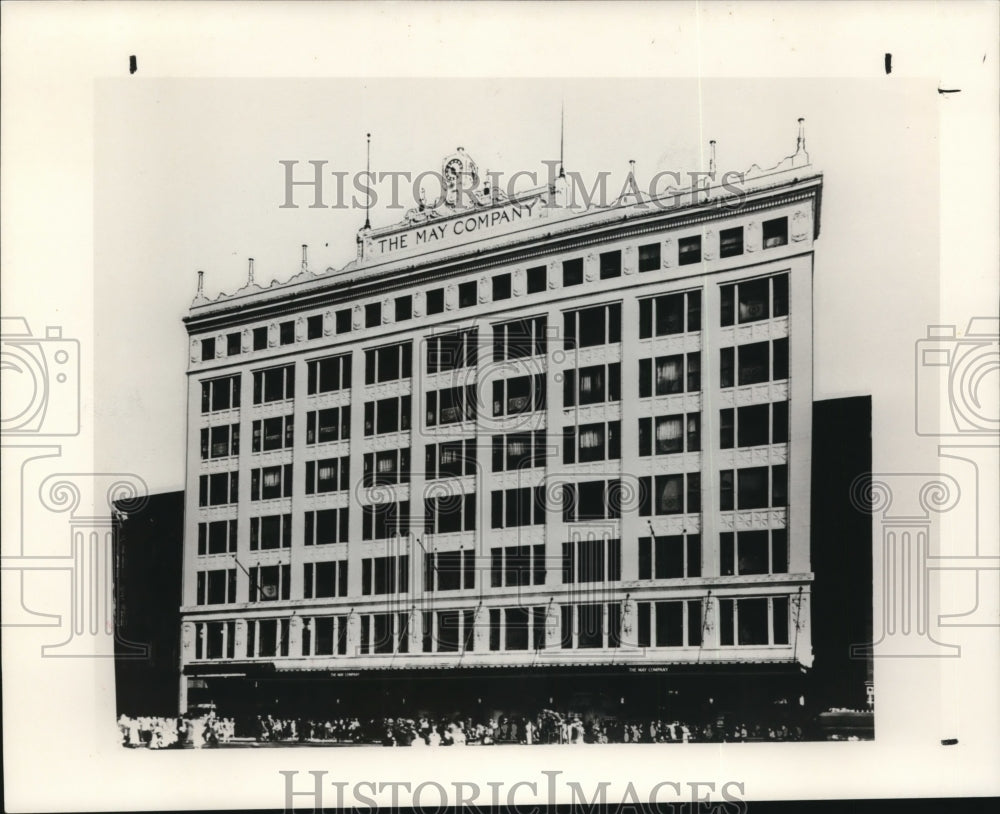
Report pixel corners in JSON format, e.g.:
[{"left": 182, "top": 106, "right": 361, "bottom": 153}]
[
  {"left": 938, "top": 88, "right": 961, "bottom": 94},
  {"left": 884, "top": 53, "right": 892, "bottom": 74},
  {"left": 129, "top": 55, "right": 137, "bottom": 75},
  {"left": 941, "top": 738, "right": 959, "bottom": 746}
]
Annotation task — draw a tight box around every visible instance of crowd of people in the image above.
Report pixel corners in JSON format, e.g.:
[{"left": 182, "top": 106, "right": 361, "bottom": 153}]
[{"left": 118, "top": 713, "right": 235, "bottom": 749}]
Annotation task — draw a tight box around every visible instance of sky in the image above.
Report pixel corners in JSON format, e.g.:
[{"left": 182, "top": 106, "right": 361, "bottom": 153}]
[{"left": 95, "top": 77, "right": 944, "bottom": 492}]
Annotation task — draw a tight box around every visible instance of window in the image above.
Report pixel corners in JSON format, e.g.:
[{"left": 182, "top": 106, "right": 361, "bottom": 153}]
[
  {"left": 395, "top": 295, "right": 412, "bottom": 322},
  {"left": 639, "top": 291, "right": 701, "bottom": 338},
  {"left": 720, "top": 402, "right": 788, "bottom": 449},
  {"left": 427, "top": 329, "right": 477, "bottom": 373},
  {"left": 363, "top": 395, "right": 411, "bottom": 436},
  {"left": 250, "top": 463, "right": 292, "bottom": 500},
  {"left": 492, "top": 374, "right": 545, "bottom": 416},
  {"left": 302, "top": 616, "right": 349, "bottom": 656},
  {"left": 719, "top": 226, "right": 743, "bottom": 258},
  {"left": 196, "top": 569, "right": 237, "bottom": 605},
  {"left": 361, "top": 501, "right": 410, "bottom": 540},
  {"left": 200, "top": 423, "right": 240, "bottom": 459},
  {"left": 423, "top": 609, "right": 475, "bottom": 654},
  {"left": 279, "top": 321, "right": 295, "bottom": 345},
  {"left": 564, "top": 303, "right": 621, "bottom": 349},
  {"left": 563, "top": 421, "right": 621, "bottom": 463},
  {"left": 307, "top": 315, "right": 323, "bottom": 340},
  {"left": 201, "top": 337, "right": 216, "bottom": 361},
  {"left": 638, "top": 473, "right": 700, "bottom": 516},
  {"left": 303, "top": 560, "right": 348, "bottom": 599},
  {"left": 458, "top": 281, "right": 477, "bottom": 308},
  {"left": 197, "top": 519, "right": 238, "bottom": 555},
  {"left": 253, "top": 327, "right": 268, "bottom": 351},
  {"left": 720, "top": 339, "right": 788, "bottom": 388},
  {"left": 304, "top": 508, "right": 350, "bottom": 546},
  {"left": 307, "top": 354, "right": 351, "bottom": 394},
  {"left": 249, "top": 513, "right": 292, "bottom": 550},
  {"left": 559, "top": 603, "right": 622, "bottom": 649},
  {"left": 426, "top": 439, "right": 477, "bottom": 479},
  {"left": 718, "top": 465, "right": 787, "bottom": 510},
  {"left": 248, "top": 564, "right": 291, "bottom": 602},
  {"left": 563, "top": 363, "right": 621, "bottom": 407},
  {"left": 562, "top": 480, "right": 624, "bottom": 521},
  {"left": 246, "top": 618, "right": 290, "bottom": 657},
  {"left": 490, "top": 486, "right": 546, "bottom": 529},
  {"left": 563, "top": 257, "right": 583, "bottom": 287},
  {"left": 561, "top": 538, "right": 621, "bottom": 583},
  {"left": 335, "top": 309, "right": 351, "bottom": 334},
  {"left": 226, "top": 332, "right": 241, "bottom": 356},
  {"left": 305, "top": 406, "right": 351, "bottom": 444},
  {"left": 638, "top": 534, "right": 701, "bottom": 579},
  {"left": 363, "top": 448, "right": 410, "bottom": 486},
  {"left": 599, "top": 250, "right": 621, "bottom": 279},
  {"left": 424, "top": 493, "right": 476, "bottom": 534},
  {"left": 361, "top": 555, "right": 409, "bottom": 594},
  {"left": 678, "top": 235, "right": 701, "bottom": 265},
  {"left": 250, "top": 415, "right": 292, "bottom": 452},
  {"left": 305, "top": 456, "right": 350, "bottom": 494},
  {"left": 762, "top": 216, "right": 788, "bottom": 248},
  {"left": 720, "top": 274, "right": 788, "bottom": 326},
  {"left": 492, "top": 430, "right": 547, "bottom": 472},
  {"left": 526, "top": 265, "right": 546, "bottom": 293},
  {"left": 198, "top": 471, "right": 239, "bottom": 507},
  {"left": 365, "top": 302, "right": 381, "bottom": 328},
  {"left": 485, "top": 606, "right": 548, "bottom": 652},
  {"left": 426, "top": 288, "right": 444, "bottom": 314},
  {"left": 650, "top": 600, "right": 702, "bottom": 647},
  {"left": 253, "top": 365, "right": 294, "bottom": 404},
  {"left": 638, "top": 242, "right": 661, "bottom": 272},
  {"left": 493, "top": 316, "right": 547, "bottom": 361},
  {"left": 426, "top": 385, "right": 477, "bottom": 426},
  {"left": 200, "top": 375, "right": 240, "bottom": 413},
  {"left": 365, "top": 342, "right": 412, "bottom": 384},
  {"left": 638, "top": 352, "right": 701, "bottom": 396},
  {"left": 424, "top": 549, "right": 475, "bottom": 592},
  {"left": 492, "top": 273, "right": 512, "bottom": 301},
  {"left": 638, "top": 413, "right": 700, "bottom": 455},
  {"left": 718, "top": 596, "right": 790, "bottom": 646},
  {"left": 195, "top": 621, "right": 235, "bottom": 660},
  {"left": 720, "top": 529, "right": 788, "bottom": 576},
  {"left": 490, "top": 545, "right": 547, "bottom": 588},
  {"left": 359, "top": 612, "right": 410, "bottom": 655}
]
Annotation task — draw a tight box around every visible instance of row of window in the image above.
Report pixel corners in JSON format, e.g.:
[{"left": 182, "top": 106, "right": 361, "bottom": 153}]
[{"left": 192, "top": 592, "right": 792, "bottom": 659}]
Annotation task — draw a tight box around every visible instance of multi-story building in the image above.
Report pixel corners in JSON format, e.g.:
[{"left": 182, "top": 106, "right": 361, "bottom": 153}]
[{"left": 179, "top": 124, "right": 821, "bottom": 724}]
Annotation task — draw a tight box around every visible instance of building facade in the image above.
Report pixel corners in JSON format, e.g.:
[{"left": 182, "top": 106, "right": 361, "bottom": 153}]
[{"left": 179, "top": 127, "right": 821, "bottom": 721}]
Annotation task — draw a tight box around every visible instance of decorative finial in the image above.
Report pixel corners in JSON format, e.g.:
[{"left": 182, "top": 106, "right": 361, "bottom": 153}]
[
  {"left": 797, "top": 118, "right": 806, "bottom": 152},
  {"left": 709, "top": 140, "right": 717, "bottom": 175},
  {"left": 364, "top": 133, "right": 372, "bottom": 230},
  {"left": 301, "top": 244, "right": 308, "bottom": 271},
  {"left": 196, "top": 270, "right": 204, "bottom": 297},
  {"left": 248, "top": 257, "right": 254, "bottom": 285}
]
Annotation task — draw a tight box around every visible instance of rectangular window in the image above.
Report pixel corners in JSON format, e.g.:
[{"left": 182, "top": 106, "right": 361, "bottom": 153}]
[
  {"left": 307, "top": 315, "right": 323, "bottom": 340},
  {"left": 638, "top": 413, "right": 700, "bottom": 456},
  {"left": 720, "top": 529, "right": 788, "bottom": 576},
  {"left": 250, "top": 463, "right": 292, "bottom": 501},
  {"left": 762, "top": 217, "right": 788, "bottom": 248},
  {"left": 252, "top": 365, "right": 295, "bottom": 404},
  {"left": 304, "top": 508, "right": 350, "bottom": 546},
  {"left": 490, "top": 544, "right": 546, "bottom": 588},
  {"left": 250, "top": 415, "right": 292, "bottom": 452},
  {"left": 491, "top": 430, "right": 547, "bottom": 472},
  {"left": 365, "top": 302, "right": 381, "bottom": 328},
  {"left": 335, "top": 309, "right": 351, "bottom": 334},
  {"left": 563, "top": 257, "right": 583, "bottom": 287},
  {"left": 361, "top": 502, "right": 410, "bottom": 540},
  {"left": 738, "top": 342, "right": 770, "bottom": 386},
  {"left": 196, "top": 621, "right": 235, "bottom": 660},
  {"left": 196, "top": 568, "right": 237, "bottom": 605},
  {"left": 307, "top": 354, "right": 351, "bottom": 395},
  {"left": 564, "top": 303, "right": 621, "bottom": 349},
  {"left": 363, "top": 396, "right": 411, "bottom": 436},
  {"left": 563, "top": 421, "right": 621, "bottom": 463},
  {"left": 719, "top": 465, "right": 787, "bottom": 510},
  {"left": 364, "top": 342, "right": 412, "bottom": 384},
  {"left": 719, "top": 402, "right": 790, "bottom": 449},
  {"left": 360, "top": 555, "right": 409, "bottom": 595},
  {"left": 303, "top": 560, "right": 348, "bottom": 599},
  {"left": 427, "top": 329, "right": 478, "bottom": 373},
  {"left": 197, "top": 519, "right": 238, "bottom": 556},
  {"left": 490, "top": 487, "right": 546, "bottom": 529},
  {"left": 305, "top": 405, "right": 350, "bottom": 445},
  {"left": 201, "top": 423, "right": 240, "bottom": 459},
  {"left": 638, "top": 290, "right": 701, "bottom": 338},
  {"left": 577, "top": 603, "right": 603, "bottom": 648},
  {"left": 249, "top": 513, "right": 292, "bottom": 551},
  {"left": 279, "top": 321, "right": 295, "bottom": 345},
  {"left": 248, "top": 564, "right": 290, "bottom": 603},
  {"left": 426, "top": 385, "right": 477, "bottom": 426},
  {"left": 200, "top": 375, "right": 241, "bottom": 413},
  {"left": 424, "top": 492, "right": 476, "bottom": 534},
  {"left": 678, "top": 235, "right": 701, "bottom": 265},
  {"left": 719, "top": 226, "right": 743, "bottom": 258},
  {"left": 562, "top": 480, "right": 623, "bottom": 521},
  {"left": 637, "top": 352, "right": 700, "bottom": 396},
  {"left": 458, "top": 281, "right": 477, "bottom": 308},
  {"left": 492, "top": 374, "right": 545, "bottom": 416},
  {"left": 226, "top": 332, "right": 241, "bottom": 356},
  {"left": 492, "top": 273, "right": 512, "bottom": 301},
  {"left": 653, "top": 600, "right": 702, "bottom": 647},
  {"left": 425, "top": 549, "right": 476, "bottom": 592},
  {"left": 638, "top": 473, "right": 700, "bottom": 516},
  {"left": 718, "top": 596, "right": 789, "bottom": 646},
  {"left": 201, "top": 337, "right": 216, "bottom": 361},
  {"left": 305, "top": 456, "right": 350, "bottom": 494},
  {"left": 426, "top": 288, "right": 444, "bottom": 314},
  {"left": 638, "top": 534, "right": 701, "bottom": 579},
  {"left": 493, "top": 315, "right": 546, "bottom": 361},
  {"left": 720, "top": 274, "right": 789, "bottom": 327},
  {"left": 426, "top": 439, "right": 477, "bottom": 479},
  {"left": 563, "top": 362, "right": 621, "bottom": 407},
  {"left": 526, "top": 265, "right": 546, "bottom": 293},
  {"left": 599, "top": 250, "right": 621, "bottom": 279},
  {"left": 363, "top": 448, "right": 411, "bottom": 486},
  {"left": 245, "top": 618, "right": 290, "bottom": 657},
  {"left": 252, "top": 327, "right": 268, "bottom": 350},
  {"left": 561, "top": 538, "right": 621, "bottom": 584},
  {"left": 638, "top": 242, "right": 661, "bottom": 272},
  {"left": 199, "top": 471, "right": 239, "bottom": 507},
  {"left": 395, "top": 295, "right": 412, "bottom": 322}
]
